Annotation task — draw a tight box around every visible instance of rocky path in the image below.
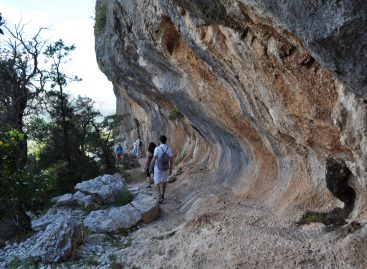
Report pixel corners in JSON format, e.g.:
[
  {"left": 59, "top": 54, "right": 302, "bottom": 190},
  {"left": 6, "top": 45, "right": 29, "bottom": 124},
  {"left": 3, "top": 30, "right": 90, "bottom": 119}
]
[{"left": 112, "top": 160, "right": 365, "bottom": 269}]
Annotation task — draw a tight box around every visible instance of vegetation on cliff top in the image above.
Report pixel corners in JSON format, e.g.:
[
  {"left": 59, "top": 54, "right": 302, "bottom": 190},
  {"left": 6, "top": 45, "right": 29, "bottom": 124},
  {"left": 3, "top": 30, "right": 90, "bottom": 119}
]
[{"left": 94, "top": 0, "right": 107, "bottom": 35}]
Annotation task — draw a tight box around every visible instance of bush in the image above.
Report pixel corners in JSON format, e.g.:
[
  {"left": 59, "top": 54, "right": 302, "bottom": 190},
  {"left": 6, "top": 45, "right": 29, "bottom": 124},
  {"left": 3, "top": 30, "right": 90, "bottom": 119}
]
[
  {"left": 8, "top": 257, "right": 38, "bottom": 269},
  {"left": 114, "top": 190, "right": 134, "bottom": 206},
  {"left": 94, "top": 1, "right": 107, "bottom": 35},
  {"left": 168, "top": 109, "right": 184, "bottom": 121},
  {"left": 0, "top": 130, "right": 58, "bottom": 218}
]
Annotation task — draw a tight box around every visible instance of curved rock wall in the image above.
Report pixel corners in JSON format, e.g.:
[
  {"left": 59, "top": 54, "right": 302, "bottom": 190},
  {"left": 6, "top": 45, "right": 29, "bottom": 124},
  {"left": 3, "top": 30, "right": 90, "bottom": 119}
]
[{"left": 95, "top": 0, "right": 367, "bottom": 220}]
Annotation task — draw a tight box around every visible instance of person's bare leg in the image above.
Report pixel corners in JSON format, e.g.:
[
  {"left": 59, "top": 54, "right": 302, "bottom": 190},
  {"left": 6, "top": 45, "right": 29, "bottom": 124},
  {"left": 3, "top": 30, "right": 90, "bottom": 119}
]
[
  {"left": 156, "top": 184, "right": 161, "bottom": 197},
  {"left": 162, "top": 182, "right": 167, "bottom": 199}
]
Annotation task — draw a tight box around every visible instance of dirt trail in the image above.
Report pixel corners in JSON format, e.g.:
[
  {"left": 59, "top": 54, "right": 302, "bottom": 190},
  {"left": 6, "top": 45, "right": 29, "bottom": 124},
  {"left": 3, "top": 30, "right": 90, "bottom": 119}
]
[{"left": 116, "top": 159, "right": 360, "bottom": 269}]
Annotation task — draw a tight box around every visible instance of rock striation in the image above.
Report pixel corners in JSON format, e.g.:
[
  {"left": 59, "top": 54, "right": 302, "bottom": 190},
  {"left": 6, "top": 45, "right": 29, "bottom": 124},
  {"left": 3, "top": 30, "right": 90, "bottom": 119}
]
[{"left": 95, "top": 0, "right": 367, "bottom": 221}]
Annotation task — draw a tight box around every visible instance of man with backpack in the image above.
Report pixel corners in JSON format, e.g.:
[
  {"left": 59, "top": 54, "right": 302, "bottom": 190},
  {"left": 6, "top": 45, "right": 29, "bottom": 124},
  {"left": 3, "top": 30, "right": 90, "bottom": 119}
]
[{"left": 149, "top": 135, "right": 173, "bottom": 204}]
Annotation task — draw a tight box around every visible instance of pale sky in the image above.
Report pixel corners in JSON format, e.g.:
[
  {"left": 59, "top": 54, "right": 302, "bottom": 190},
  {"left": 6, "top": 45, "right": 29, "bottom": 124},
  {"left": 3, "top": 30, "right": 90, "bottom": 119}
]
[{"left": 0, "top": 0, "right": 116, "bottom": 115}]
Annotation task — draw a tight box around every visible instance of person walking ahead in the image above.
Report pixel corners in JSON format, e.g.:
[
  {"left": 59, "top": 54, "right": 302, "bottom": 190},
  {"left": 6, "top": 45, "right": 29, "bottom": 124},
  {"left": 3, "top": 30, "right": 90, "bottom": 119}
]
[
  {"left": 150, "top": 135, "right": 173, "bottom": 204},
  {"left": 115, "top": 143, "right": 123, "bottom": 166},
  {"left": 144, "top": 142, "right": 157, "bottom": 190}
]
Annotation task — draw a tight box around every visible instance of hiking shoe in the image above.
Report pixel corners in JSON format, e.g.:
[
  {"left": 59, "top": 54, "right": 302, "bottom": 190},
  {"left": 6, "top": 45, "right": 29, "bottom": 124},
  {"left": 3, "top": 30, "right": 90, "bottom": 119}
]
[
  {"left": 158, "top": 197, "right": 164, "bottom": 204},
  {"left": 146, "top": 185, "right": 151, "bottom": 190},
  {"left": 161, "top": 194, "right": 165, "bottom": 200}
]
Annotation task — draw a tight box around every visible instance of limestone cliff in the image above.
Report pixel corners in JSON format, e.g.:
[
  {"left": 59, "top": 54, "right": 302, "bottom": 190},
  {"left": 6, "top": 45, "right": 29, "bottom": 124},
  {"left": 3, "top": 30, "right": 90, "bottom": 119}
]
[{"left": 95, "top": 0, "right": 367, "bottom": 220}]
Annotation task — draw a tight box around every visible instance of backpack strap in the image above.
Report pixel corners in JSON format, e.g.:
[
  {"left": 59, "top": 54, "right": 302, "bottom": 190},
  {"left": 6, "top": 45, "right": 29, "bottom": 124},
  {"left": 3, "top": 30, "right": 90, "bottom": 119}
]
[{"left": 160, "top": 146, "right": 169, "bottom": 153}]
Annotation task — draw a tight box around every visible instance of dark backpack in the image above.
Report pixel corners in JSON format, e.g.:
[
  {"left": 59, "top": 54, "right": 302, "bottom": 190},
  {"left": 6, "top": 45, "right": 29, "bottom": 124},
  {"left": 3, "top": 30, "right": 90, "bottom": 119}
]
[
  {"left": 157, "top": 147, "right": 170, "bottom": 171},
  {"left": 139, "top": 140, "right": 143, "bottom": 147}
]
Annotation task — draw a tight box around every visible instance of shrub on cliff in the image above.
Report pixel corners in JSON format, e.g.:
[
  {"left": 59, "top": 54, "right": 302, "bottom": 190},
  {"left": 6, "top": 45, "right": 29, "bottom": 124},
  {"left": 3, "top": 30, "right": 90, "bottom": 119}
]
[
  {"left": 168, "top": 109, "right": 184, "bottom": 121},
  {"left": 94, "top": 1, "right": 107, "bottom": 35}
]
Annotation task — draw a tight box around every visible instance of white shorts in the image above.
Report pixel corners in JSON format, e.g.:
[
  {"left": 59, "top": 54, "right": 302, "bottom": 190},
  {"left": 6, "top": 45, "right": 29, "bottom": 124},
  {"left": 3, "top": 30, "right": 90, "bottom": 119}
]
[{"left": 154, "top": 167, "right": 169, "bottom": 184}]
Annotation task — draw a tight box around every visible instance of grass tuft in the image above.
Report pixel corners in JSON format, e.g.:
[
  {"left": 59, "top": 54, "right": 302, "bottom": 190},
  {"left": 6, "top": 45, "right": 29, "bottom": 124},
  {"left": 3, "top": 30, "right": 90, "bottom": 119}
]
[
  {"left": 114, "top": 190, "right": 134, "bottom": 206},
  {"left": 152, "top": 230, "right": 177, "bottom": 240}
]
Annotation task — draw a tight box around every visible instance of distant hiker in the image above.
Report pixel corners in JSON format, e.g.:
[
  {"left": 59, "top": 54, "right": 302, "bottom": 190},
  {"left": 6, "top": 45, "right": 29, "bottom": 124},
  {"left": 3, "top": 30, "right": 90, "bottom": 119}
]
[
  {"left": 132, "top": 141, "right": 138, "bottom": 157},
  {"left": 150, "top": 135, "right": 173, "bottom": 204},
  {"left": 115, "top": 143, "right": 123, "bottom": 165},
  {"left": 144, "top": 142, "right": 157, "bottom": 189},
  {"left": 135, "top": 136, "right": 143, "bottom": 158}
]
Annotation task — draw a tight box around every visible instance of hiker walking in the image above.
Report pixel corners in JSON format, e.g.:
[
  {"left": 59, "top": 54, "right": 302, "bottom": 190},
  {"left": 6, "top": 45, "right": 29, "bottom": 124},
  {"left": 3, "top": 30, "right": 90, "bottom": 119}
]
[
  {"left": 115, "top": 143, "right": 123, "bottom": 166},
  {"left": 136, "top": 136, "right": 143, "bottom": 158},
  {"left": 144, "top": 142, "right": 157, "bottom": 190},
  {"left": 149, "top": 135, "right": 173, "bottom": 204},
  {"left": 132, "top": 141, "right": 138, "bottom": 157}
]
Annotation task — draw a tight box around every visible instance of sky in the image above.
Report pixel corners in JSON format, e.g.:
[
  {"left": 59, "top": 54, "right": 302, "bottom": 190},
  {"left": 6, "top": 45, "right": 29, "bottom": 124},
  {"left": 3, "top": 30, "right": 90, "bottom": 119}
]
[{"left": 0, "top": 0, "right": 116, "bottom": 115}]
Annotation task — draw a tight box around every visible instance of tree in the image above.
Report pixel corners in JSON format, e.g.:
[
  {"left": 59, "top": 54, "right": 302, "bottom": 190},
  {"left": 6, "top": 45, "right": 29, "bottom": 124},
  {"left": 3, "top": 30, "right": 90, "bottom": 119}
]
[
  {"left": 0, "top": 13, "right": 4, "bottom": 35},
  {"left": 0, "top": 22, "right": 47, "bottom": 169},
  {"left": 43, "top": 40, "right": 81, "bottom": 165},
  {"left": 73, "top": 96, "right": 119, "bottom": 173}
]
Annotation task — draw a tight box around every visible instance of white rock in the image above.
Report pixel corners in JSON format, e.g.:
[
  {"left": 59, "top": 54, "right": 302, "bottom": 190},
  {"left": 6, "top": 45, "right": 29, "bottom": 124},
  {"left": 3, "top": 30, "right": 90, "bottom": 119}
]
[
  {"left": 131, "top": 193, "right": 160, "bottom": 223},
  {"left": 51, "top": 193, "right": 76, "bottom": 207},
  {"left": 32, "top": 208, "right": 85, "bottom": 232},
  {"left": 29, "top": 217, "right": 83, "bottom": 263},
  {"left": 75, "top": 174, "right": 126, "bottom": 204},
  {"left": 83, "top": 205, "right": 141, "bottom": 233}
]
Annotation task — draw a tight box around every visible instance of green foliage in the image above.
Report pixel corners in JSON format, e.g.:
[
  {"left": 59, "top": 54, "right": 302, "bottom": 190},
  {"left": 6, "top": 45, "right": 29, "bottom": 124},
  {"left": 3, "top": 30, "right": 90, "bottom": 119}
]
[
  {"left": 8, "top": 257, "right": 38, "bottom": 269},
  {"left": 168, "top": 109, "right": 184, "bottom": 121},
  {"left": 0, "top": 130, "right": 57, "bottom": 217},
  {"left": 84, "top": 257, "right": 100, "bottom": 266},
  {"left": 114, "top": 190, "right": 134, "bottom": 206},
  {"left": 82, "top": 226, "right": 93, "bottom": 237},
  {"left": 94, "top": 1, "right": 107, "bottom": 35},
  {"left": 0, "top": 129, "right": 24, "bottom": 174},
  {"left": 296, "top": 212, "right": 329, "bottom": 226}
]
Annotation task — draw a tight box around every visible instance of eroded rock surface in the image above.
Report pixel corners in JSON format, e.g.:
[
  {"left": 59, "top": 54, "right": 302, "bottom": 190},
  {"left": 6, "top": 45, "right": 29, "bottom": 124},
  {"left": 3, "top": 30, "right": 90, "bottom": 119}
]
[
  {"left": 326, "top": 158, "right": 356, "bottom": 213},
  {"left": 95, "top": 0, "right": 367, "bottom": 219},
  {"left": 94, "top": 0, "right": 367, "bottom": 267}
]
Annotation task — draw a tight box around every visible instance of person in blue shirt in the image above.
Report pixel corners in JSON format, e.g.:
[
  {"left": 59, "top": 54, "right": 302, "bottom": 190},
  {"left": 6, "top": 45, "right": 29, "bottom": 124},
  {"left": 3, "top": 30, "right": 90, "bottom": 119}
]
[{"left": 115, "top": 143, "right": 123, "bottom": 165}]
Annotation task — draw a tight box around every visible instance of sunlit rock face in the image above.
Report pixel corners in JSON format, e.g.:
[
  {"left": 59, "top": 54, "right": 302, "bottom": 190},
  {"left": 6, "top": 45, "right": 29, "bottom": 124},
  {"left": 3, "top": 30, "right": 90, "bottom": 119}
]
[{"left": 95, "top": 0, "right": 367, "bottom": 220}]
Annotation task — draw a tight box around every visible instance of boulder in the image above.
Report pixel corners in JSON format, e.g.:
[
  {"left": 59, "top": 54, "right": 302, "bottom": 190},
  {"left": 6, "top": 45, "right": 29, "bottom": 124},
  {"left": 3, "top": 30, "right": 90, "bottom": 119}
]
[
  {"left": 51, "top": 191, "right": 102, "bottom": 210},
  {"left": 131, "top": 193, "right": 160, "bottom": 223},
  {"left": 73, "top": 191, "right": 101, "bottom": 209},
  {"left": 51, "top": 193, "right": 76, "bottom": 207},
  {"left": 32, "top": 208, "right": 85, "bottom": 232},
  {"left": 75, "top": 174, "right": 126, "bottom": 204},
  {"left": 29, "top": 217, "right": 83, "bottom": 263},
  {"left": 128, "top": 186, "right": 140, "bottom": 196},
  {"left": 83, "top": 204, "right": 141, "bottom": 233}
]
